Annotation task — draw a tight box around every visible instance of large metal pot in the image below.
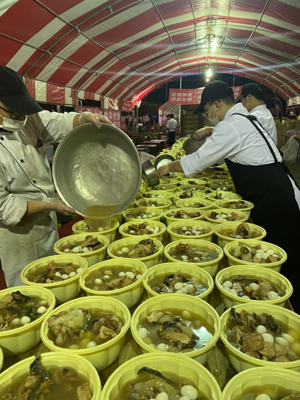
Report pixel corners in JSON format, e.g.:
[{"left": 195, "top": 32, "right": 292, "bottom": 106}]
[{"left": 53, "top": 123, "right": 142, "bottom": 217}]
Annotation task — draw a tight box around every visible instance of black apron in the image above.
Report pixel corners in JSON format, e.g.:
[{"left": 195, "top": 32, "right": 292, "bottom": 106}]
[{"left": 225, "top": 114, "right": 300, "bottom": 312}]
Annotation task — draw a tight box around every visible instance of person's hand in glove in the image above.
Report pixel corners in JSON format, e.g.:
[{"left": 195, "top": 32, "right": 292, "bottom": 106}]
[
  {"left": 42, "top": 198, "right": 77, "bottom": 216},
  {"left": 73, "top": 112, "right": 113, "bottom": 129},
  {"left": 193, "top": 126, "right": 214, "bottom": 141}
]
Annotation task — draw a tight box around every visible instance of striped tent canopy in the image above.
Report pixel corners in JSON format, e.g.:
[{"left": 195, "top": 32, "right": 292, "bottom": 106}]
[{"left": 0, "top": 0, "right": 300, "bottom": 104}]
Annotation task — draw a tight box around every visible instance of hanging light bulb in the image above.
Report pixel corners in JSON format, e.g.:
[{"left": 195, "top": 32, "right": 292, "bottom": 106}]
[
  {"left": 206, "top": 78, "right": 210, "bottom": 83},
  {"left": 206, "top": 68, "right": 212, "bottom": 77}
]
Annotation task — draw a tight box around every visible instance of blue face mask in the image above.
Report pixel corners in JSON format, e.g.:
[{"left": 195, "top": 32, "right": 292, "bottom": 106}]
[{"left": 0, "top": 116, "right": 27, "bottom": 133}]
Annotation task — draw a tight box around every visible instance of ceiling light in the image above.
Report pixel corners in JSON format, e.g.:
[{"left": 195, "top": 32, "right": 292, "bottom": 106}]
[
  {"left": 206, "top": 68, "right": 212, "bottom": 77},
  {"left": 206, "top": 78, "right": 210, "bottom": 82}
]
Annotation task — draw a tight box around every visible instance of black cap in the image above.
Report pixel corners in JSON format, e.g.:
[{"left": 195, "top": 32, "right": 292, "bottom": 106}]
[
  {"left": 236, "top": 83, "right": 266, "bottom": 103},
  {"left": 194, "top": 80, "right": 234, "bottom": 114},
  {"left": 0, "top": 66, "right": 43, "bottom": 115}
]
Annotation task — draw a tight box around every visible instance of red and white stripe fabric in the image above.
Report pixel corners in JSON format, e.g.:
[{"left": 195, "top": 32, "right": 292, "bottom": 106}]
[{"left": 0, "top": 0, "right": 300, "bottom": 105}]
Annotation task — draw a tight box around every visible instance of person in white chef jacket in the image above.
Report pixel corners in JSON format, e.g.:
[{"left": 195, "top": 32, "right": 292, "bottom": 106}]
[
  {"left": 237, "top": 82, "right": 277, "bottom": 144},
  {"left": 157, "top": 80, "right": 300, "bottom": 313},
  {"left": 0, "top": 66, "right": 111, "bottom": 287}
]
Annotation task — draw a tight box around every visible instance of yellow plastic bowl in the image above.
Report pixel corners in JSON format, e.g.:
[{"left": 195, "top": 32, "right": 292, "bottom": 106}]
[
  {"left": 114, "top": 213, "right": 123, "bottom": 224},
  {"left": 209, "top": 183, "right": 236, "bottom": 192},
  {"left": 0, "top": 347, "right": 3, "bottom": 372},
  {"left": 71, "top": 218, "right": 119, "bottom": 243},
  {"left": 79, "top": 259, "right": 147, "bottom": 308},
  {"left": 179, "top": 184, "right": 208, "bottom": 191},
  {"left": 220, "top": 303, "right": 300, "bottom": 372},
  {"left": 172, "top": 190, "right": 207, "bottom": 202},
  {"left": 107, "top": 236, "right": 164, "bottom": 269},
  {"left": 214, "top": 221, "right": 267, "bottom": 249},
  {"left": 131, "top": 294, "right": 220, "bottom": 365},
  {"left": 153, "top": 183, "right": 177, "bottom": 192},
  {"left": 167, "top": 220, "right": 215, "bottom": 242},
  {"left": 180, "top": 178, "right": 208, "bottom": 186},
  {"left": 214, "top": 199, "right": 254, "bottom": 216},
  {"left": 0, "top": 352, "right": 101, "bottom": 399},
  {"left": 207, "top": 191, "right": 242, "bottom": 201},
  {"left": 41, "top": 296, "right": 131, "bottom": 371},
  {"left": 143, "top": 262, "right": 214, "bottom": 301},
  {"left": 123, "top": 206, "right": 164, "bottom": 222},
  {"left": 164, "top": 239, "right": 223, "bottom": 277},
  {"left": 0, "top": 286, "right": 55, "bottom": 356},
  {"left": 136, "top": 197, "right": 173, "bottom": 209},
  {"left": 99, "top": 352, "right": 222, "bottom": 400},
  {"left": 215, "top": 265, "right": 293, "bottom": 309},
  {"left": 119, "top": 219, "right": 167, "bottom": 242},
  {"left": 21, "top": 254, "right": 89, "bottom": 305},
  {"left": 163, "top": 207, "right": 205, "bottom": 226},
  {"left": 223, "top": 366, "right": 300, "bottom": 399},
  {"left": 175, "top": 197, "right": 214, "bottom": 210},
  {"left": 204, "top": 208, "right": 249, "bottom": 226},
  {"left": 54, "top": 233, "right": 110, "bottom": 267},
  {"left": 224, "top": 239, "right": 287, "bottom": 272},
  {"left": 140, "top": 190, "right": 173, "bottom": 199}
]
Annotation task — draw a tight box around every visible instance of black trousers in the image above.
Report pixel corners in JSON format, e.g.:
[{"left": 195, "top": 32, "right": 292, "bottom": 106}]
[{"left": 167, "top": 131, "right": 175, "bottom": 146}]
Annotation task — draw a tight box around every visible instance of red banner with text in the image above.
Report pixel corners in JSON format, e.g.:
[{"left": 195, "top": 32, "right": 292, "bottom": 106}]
[{"left": 169, "top": 86, "right": 242, "bottom": 105}]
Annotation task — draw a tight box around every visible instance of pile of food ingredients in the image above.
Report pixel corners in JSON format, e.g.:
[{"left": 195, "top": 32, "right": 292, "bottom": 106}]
[
  {"left": 230, "top": 243, "right": 281, "bottom": 264},
  {"left": 0, "top": 291, "right": 49, "bottom": 331},
  {"left": 150, "top": 272, "right": 207, "bottom": 296},
  {"left": 179, "top": 201, "right": 210, "bottom": 208},
  {"left": 126, "top": 210, "right": 159, "bottom": 219},
  {"left": 139, "top": 199, "right": 159, "bottom": 207},
  {"left": 169, "top": 242, "right": 217, "bottom": 263},
  {"left": 227, "top": 309, "right": 300, "bottom": 362},
  {"left": 142, "top": 193, "right": 166, "bottom": 198},
  {"left": 207, "top": 211, "right": 244, "bottom": 222},
  {"left": 114, "top": 239, "right": 157, "bottom": 259},
  {"left": 220, "top": 222, "right": 260, "bottom": 239},
  {"left": 170, "top": 225, "right": 210, "bottom": 237},
  {"left": 166, "top": 210, "right": 201, "bottom": 220},
  {"left": 0, "top": 357, "right": 92, "bottom": 400},
  {"left": 28, "top": 261, "right": 83, "bottom": 283},
  {"left": 47, "top": 308, "right": 123, "bottom": 349},
  {"left": 84, "top": 267, "right": 141, "bottom": 291},
  {"left": 239, "top": 385, "right": 300, "bottom": 400},
  {"left": 120, "top": 367, "right": 201, "bottom": 400},
  {"left": 222, "top": 275, "right": 282, "bottom": 300},
  {"left": 220, "top": 200, "right": 250, "bottom": 209},
  {"left": 139, "top": 310, "right": 213, "bottom": 353},
  {"left": 124, "top": 222, "right": 161, "bottom": 236},
  {"left": 62, "top": 235, "right": 104, "bottom": 254}
]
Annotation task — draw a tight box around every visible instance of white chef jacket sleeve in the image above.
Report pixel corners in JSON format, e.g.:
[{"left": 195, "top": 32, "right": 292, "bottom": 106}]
[
  {"left": 37, "top": 110, "right": 77, "bottom": 145},
  {"left": 180, "top": 120, "right": 241, "bottom": 177},
  {"left": 0, "top": 165, "right": 28, "bottom": 226}
]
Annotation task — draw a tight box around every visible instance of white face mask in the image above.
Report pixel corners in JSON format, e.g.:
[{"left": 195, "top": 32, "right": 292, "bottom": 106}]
[
  {"left": 242, "top": 98, "right": 250, "bottom": 112},
  {"left": 0, "top": 116, "right": 27, "bottom": 133},
  {"left": 208, "top": 106, "right": 219, "bottom": 126}
]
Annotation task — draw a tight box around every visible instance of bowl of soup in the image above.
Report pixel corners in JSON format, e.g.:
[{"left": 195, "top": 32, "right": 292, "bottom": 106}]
[
  {"left": 172, "top": 190, "right": 207, "bottom": 203},
  {"left": 0, "top": 286, "right": 55, "bottom": 356},
  {"left": 41, "top": 296, "right": 131, "bottom": 371},
  {"left": 167, "top": 220, "right": 215, "bottom": 242},
  {"left": 54, "top": 233, "right": 110, "bottom": 267},
  {"left": 163, "top": 208, "right": 204, "bottom": 226},
  {"left": 222, "top": 366, "right": 300, "bottom": 400},
  {"left": 215, "top": 265, "right": 293, "bottom": 309},
  {"left": 99, "top": 352, "right": 222, "bottom": 400},
  {"left": 72, "top": 218, "right": 119, "bottom": 243},
  {"left": 131, "top": 294, "right": 220, "bottom": 365},
  {"left": 143, "top": 262, "right": 214, "bottom": 301},
  {"left": 21, "top": 255, "right": 89, "bottom": 304},
  {"left": 214, "top": 221, "right": 266, "bottom": 249},
  {"left": 224, "top": 239, "right": 287, "bottom": 272},
  {"left": 206, "top": 191, "right": 242, "bottom": 201},
  {"left": 153, "top": 183, "right": 177, "bottom": 192},
  {"left": 140, "top": 190, "right": 173, "bottom": 200},
  {"left": 0, "top": 352, "right": 101, "bottom": 400},
  {"left": 164, "top": 239, "right": 223, "bottom": 277},
  {"left": 220, "top": 303, "right": 300, "bottom": 373},
  {"left": 136, "top": 197, "right": 173, "bottom": 210},
  {"left": 123, "top": 206, "right": 164, "bottom": 222},
  {"left": 204, "top": 208, "right": 248, "bottom": 226},
  {"left": 214, "top": 199, "right": 254, "bottom": 216},
  {"left": 79, "top": 259, "right": 147, "bottom": 308},
  {"left": 119, "top": 220, "right": 167, "bottom": 242},
  {"left": 107, "top": 237, "right": 164, "bottom": 269},
  {"left": 175, "top": 197, "right": 214, "bottom": 210}
]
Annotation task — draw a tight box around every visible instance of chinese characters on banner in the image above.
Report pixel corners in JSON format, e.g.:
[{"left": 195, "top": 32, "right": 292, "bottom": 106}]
[
  {"left": 104, "top": 109, "right": 121, "bottom": 128},
  {"left": 122, "top": 101, "right": 133, "bottom": 112},
  {"left": 169, "top": 86, "right": 243, "bottom": 104}
]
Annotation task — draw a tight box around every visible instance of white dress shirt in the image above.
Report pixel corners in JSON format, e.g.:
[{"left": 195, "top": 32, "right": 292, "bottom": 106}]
[
  {"left": 167, "top": 118, "right": 178, "bottom": 131},
  {"left": 0, "top": 110, "right": 76, "bottom": 286},
  {"left": 250, "top": 104, "right": 277, "bottom": 144},
  {"left": 180, "top": 103, "right": 300, "bottom": 208}
]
